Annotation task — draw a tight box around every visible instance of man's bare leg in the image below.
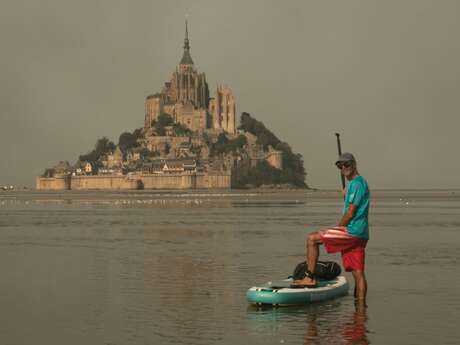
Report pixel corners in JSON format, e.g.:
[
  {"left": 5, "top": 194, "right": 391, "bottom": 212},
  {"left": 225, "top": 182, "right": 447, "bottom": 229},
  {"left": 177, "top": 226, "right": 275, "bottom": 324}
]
[
  {"left": 292, "top": 231, "right": 322, "bottom": 286},
  {"left": 352, "top": 270, "right": 367, "bottom": 300}
]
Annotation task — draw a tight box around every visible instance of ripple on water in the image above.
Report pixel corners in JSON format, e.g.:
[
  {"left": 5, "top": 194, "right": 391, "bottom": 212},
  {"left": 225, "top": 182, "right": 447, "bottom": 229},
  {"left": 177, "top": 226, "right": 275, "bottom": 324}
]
[{"left": 1, "top": 190, "right": 460, "bottom": 345}]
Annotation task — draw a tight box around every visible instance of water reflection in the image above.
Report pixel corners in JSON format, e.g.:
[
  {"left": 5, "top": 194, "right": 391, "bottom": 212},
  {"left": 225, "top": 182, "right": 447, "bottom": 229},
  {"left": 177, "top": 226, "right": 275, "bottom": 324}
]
[
  {"left": 340, "top": 300, "right": 368, "bottom": 345},
  {"left": 247, "top": 299, "right": 369, "bottom": 345}
]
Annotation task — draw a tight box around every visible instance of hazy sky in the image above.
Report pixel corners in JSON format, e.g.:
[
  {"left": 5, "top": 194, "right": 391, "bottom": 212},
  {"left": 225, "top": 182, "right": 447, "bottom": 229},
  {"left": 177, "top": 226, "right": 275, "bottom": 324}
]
[{"left": 1, "top": 0, "right": 459, "bottom": 189}]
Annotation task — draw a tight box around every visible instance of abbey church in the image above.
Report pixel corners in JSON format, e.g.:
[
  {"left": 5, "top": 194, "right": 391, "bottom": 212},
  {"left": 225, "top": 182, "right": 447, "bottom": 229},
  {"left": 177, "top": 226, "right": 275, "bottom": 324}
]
[
  {"left": 144, "top": 22, "right": 236, "bottom": 134},
  {"left": 36, "top": 21, "right": 292, "bottom": 191}
]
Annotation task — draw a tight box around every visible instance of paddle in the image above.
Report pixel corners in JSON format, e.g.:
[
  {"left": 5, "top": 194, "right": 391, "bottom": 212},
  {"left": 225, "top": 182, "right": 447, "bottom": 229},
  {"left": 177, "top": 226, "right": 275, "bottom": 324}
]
[{"left": 335, "top": 133, "right": 346, "bottom": 191}]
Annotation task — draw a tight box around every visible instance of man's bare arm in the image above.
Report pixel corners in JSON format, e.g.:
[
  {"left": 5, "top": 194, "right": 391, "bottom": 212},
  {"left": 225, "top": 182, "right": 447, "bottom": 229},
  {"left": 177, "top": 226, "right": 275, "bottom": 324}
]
[{"left": 338, "top": 203, "right": 357, "bottom": 227}]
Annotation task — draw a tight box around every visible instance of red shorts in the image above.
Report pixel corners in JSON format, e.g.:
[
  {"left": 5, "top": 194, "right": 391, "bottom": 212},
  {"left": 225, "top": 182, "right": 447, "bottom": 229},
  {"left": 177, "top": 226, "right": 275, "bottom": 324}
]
[{"left": 319, "top": 226, "right": 367, "bottom": 272}]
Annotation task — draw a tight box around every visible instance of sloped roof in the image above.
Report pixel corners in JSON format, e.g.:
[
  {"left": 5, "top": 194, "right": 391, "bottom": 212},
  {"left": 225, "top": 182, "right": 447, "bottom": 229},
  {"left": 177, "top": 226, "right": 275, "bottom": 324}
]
[{"left": 180, "top": 51, "right": 194, "bottom": 65}]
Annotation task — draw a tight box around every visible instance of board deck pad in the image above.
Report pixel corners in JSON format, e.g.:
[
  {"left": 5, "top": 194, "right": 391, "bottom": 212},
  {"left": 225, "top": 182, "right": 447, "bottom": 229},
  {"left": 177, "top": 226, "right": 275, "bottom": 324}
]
[{"left": 262, "top": 278, "right": 339, "bottom": 289}]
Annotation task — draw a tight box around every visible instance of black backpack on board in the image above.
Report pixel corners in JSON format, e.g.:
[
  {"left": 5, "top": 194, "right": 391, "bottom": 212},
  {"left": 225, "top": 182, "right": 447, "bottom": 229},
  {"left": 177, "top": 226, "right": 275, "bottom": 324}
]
[{"left": 292, "top": 261, "right": 341, "bottom": 281}]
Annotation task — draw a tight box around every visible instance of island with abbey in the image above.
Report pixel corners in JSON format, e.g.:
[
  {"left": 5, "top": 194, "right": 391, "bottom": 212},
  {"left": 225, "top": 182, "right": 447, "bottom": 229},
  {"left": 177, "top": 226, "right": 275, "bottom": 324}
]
[{"left": 36, "top": 23, "right": 307, "bottom": 191}]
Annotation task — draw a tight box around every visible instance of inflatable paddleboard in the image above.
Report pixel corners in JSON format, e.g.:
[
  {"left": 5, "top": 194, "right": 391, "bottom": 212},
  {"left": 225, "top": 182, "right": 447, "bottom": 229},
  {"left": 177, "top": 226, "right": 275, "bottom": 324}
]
[{"left": 246, "top": 276, "right": 348, "bottom": 306}]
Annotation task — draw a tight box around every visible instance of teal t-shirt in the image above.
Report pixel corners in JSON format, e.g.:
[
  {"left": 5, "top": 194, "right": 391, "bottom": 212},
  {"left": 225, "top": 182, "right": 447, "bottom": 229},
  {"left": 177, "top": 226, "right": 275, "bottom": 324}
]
[{"left": 343, "top": 175, "right": 370, "bottom": 240}]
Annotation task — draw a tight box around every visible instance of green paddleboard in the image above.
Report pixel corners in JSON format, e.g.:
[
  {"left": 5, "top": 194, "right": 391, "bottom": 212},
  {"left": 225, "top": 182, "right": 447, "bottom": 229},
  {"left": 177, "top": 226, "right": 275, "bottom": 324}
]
[{"left": 246, "top": 276, "right": 349, "bottom": 306}]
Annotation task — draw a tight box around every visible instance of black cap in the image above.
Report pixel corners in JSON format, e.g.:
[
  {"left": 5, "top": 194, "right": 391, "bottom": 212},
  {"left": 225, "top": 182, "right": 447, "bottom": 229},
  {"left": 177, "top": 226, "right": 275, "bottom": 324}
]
[{"left": 335, "top": 152, "right": 356, "bottom": 166}]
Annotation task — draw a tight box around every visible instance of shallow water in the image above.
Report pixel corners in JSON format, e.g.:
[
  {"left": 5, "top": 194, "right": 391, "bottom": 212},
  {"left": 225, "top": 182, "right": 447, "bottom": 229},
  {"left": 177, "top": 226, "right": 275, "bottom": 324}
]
[{"left": 0, "top": 189, "right": 459, "bottom": 345}]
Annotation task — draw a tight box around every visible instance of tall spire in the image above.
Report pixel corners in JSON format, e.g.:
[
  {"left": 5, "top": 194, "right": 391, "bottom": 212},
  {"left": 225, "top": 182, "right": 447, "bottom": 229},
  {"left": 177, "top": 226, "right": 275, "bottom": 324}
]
[
  {"left": 180, "top": 20, "right": 194, "bottom": 65},
  {"left": 185, "top": 20, "right": 189, "bottom": 42}
]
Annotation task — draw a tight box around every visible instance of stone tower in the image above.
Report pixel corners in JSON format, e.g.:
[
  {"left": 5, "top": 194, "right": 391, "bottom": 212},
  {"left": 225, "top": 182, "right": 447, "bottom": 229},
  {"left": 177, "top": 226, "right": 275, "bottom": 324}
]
[
  {"left": 209, "top": 85, "right": 236, "bottom": 134},
  {"left": 144, "top": 21, "right": 236, "bottom": 134}
]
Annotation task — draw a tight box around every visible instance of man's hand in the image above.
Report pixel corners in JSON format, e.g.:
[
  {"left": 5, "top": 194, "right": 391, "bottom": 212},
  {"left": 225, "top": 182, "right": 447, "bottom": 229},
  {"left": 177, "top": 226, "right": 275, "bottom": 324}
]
[{"left": 338, "top": 203, "right": 357, "bottom": 227}]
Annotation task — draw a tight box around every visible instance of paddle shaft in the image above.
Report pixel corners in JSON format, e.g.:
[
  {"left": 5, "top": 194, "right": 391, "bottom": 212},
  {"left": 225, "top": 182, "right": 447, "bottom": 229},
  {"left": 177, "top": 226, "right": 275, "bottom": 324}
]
[{"left": 335, "top": 133, "right": 346, "bottom": 190}]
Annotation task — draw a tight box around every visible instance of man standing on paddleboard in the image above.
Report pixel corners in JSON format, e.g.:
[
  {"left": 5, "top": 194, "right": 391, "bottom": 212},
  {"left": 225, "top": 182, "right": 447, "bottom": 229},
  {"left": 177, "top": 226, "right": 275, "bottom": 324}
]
[{"left": 292, "top": 152, "right": 370, "bottom": 300}]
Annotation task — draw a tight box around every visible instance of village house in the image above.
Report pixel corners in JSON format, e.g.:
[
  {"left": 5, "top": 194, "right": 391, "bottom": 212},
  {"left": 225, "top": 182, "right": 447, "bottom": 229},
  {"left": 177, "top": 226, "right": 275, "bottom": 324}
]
[
  {"left": 175, "top": 142, "right": 195, "bottom": 159},
  {"left": 141, "top": 159, "right": 197, "bottom": 174},
  {"left": 84, "top": 162, "right": 93, "bottom": 175},
  {"left": 127, "top": 147, "right": 142, "bottom": 162},
  {"left": 141, "top": 161, "right": 165, "bottom": 174},
  {"left": 107, "top": 147, "right": 123, "bottom": 169}
]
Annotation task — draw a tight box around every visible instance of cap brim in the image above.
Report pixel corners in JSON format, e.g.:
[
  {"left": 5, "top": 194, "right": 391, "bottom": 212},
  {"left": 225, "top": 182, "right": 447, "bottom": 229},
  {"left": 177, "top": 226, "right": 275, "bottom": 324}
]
[{"left": 335, "top": 159, "right": 354, "bottom": 165}]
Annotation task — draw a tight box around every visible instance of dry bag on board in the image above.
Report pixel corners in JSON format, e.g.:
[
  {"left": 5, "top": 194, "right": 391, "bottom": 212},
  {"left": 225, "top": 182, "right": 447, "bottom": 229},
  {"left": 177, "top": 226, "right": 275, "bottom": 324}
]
[{"left": 292, "top": 261, "right": 341, "bottom": 281}]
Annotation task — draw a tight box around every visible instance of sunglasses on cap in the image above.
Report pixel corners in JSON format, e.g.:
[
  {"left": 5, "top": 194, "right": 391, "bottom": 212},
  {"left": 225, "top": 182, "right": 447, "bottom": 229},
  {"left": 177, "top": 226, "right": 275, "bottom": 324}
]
[{"left": 336, "top": 161, "right": 353, "bottom": 169}]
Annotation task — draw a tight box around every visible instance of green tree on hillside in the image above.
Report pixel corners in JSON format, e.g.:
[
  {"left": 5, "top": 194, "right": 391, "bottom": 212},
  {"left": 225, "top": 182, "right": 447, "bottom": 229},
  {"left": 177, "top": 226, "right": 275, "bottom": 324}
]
[
  {"left": 118, "top": 132, "right": 137, "bottom": 152},
  {"left": 79, "top": 136, "right": 116, "bottom": 164},
  {"left": 133, "top": 128, "right": 143, "bottom": 140},
  {"left": 234, "top": 161, "right": 284, "bottom": 188},
  {"left": 276, "top": 142, "right": 306, "bottom": 187},
  {"left": 237, "top": 112, "right": 307, "bottom": 188},
  {"left": 211, "top": 133, "right": 247, "bottom": 155},
  {"left": 95, "top": 137, "right": 116, "bottom": 156},
  {"left": 153, "top": 113, "right": 174, "bottom": 135},
  {"left": 240, "top": 112, "right": 279, "bottom": 149},
  {"left": 173, "top": 122, "right": 192, "bottom": 136}
]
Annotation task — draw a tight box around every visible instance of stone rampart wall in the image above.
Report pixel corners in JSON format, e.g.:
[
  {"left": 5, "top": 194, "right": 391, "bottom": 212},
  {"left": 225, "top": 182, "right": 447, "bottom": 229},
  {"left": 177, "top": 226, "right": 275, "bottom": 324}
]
[
  {"left": 196, "top": 173, "right": 231, "bottom": 189},
  {"left": 35, "top": 173, "right": 230, "bottom": 190},
  {"left": 140, "top": 174, "right": 192, "bottom": 189},
  {"left": 36, "top": 176, "right": 71, "bottom": 190},
  {"left": 71, "top": 175, "right": 139, "bottom": 190},
  {"left": 140, "top": 173, "right": 229, "bottom": 189}
]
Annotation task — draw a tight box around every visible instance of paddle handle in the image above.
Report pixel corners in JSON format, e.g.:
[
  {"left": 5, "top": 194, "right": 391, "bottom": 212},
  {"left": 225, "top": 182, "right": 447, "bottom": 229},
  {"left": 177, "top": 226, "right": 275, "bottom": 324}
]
[{"left": 335, "top": 133, "right": 346, "bottom": 190}]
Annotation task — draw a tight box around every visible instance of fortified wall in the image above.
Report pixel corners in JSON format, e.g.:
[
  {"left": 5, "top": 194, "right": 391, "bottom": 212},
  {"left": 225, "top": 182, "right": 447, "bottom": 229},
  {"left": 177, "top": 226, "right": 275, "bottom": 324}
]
[
  {"left": 36, "top": 172, "right": 230, "bottom": 191},
  {"left": 140, "top": 172, "right": 230, "bottom": 189},
  {"left": 70, "top": 175, "right": 140, "bottom": 190},
  {"left": 35, "top": 175, "right": 71, "bottom": 190}
]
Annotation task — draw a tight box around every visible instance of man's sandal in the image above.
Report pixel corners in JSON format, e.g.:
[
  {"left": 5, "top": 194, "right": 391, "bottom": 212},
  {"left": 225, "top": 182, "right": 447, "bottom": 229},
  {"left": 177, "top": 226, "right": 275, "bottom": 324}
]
[{"left": 290, "top": 270, "right": 317, "bottom": 289}]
